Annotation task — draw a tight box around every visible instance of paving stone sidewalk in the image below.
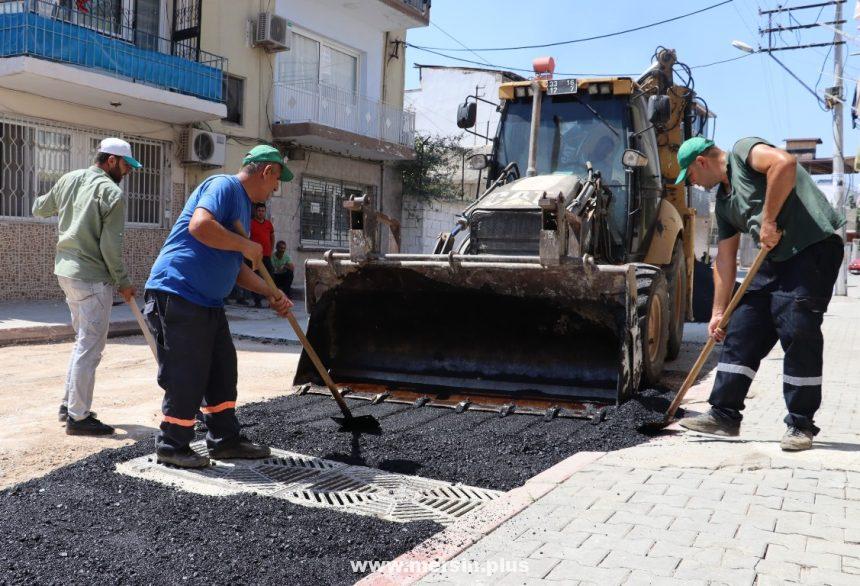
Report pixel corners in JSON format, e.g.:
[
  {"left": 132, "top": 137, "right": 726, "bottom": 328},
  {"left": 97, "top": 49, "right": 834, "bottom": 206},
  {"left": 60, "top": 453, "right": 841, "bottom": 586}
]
[{"left": 419, "top": 284, "right": 860, "bottom": 585}]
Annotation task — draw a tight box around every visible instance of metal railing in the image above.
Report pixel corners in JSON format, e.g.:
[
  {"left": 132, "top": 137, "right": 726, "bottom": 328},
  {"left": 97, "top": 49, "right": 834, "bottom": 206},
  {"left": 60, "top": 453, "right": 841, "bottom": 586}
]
[
  {"left": 0, "top": 0, "right": 226, "bottom": 102},
  {"left": 273, "top": 81, "right": 416, "bottom": 148},
  {"left": 401, "top": 0, "right": 431, "bottom": 14}
]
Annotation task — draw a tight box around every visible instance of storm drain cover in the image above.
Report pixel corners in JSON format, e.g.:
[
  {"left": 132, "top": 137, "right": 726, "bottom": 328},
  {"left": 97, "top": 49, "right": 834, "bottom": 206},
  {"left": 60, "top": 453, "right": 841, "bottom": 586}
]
[{"left": 116, "top": 442, "right": 502, "bottom": 525}]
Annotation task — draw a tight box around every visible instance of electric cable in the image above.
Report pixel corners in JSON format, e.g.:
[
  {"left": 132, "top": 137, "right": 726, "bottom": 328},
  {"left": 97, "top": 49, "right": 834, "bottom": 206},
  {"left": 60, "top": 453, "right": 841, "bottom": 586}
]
[{"left": 410, "top": 0, "right": 735, "bottom": 52}]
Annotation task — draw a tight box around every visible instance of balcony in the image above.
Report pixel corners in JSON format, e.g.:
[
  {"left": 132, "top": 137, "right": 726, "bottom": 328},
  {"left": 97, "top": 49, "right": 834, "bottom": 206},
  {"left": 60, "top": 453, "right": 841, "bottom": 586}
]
[
  {"left": 0, "top": 0, "right": 226, "bottom": 123},
  {"left": 320, "top": 0, "right": 430, "bottom": 31},
  {"left": 272, "top": 81, "right": 415, "bottom": 161}
]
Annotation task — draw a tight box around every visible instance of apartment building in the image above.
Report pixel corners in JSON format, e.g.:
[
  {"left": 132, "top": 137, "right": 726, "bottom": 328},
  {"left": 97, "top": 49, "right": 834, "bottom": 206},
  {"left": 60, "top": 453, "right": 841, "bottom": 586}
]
[{"left": 0, "top": 0, "right": 428, "bottom": 299}]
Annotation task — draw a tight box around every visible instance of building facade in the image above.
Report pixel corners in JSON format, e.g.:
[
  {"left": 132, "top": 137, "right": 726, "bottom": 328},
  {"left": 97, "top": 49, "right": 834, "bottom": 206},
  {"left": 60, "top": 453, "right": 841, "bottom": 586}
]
[{"left": 1, "top": 0, "right": 428, "bottom": 300}]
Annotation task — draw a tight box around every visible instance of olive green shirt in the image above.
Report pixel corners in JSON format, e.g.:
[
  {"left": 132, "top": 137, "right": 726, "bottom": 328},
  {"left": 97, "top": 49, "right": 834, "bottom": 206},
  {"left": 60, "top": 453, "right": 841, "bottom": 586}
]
[
  {"left": 32, "top": 166, "right": 131, "bottom": 288},
  {"left": 716, "top": 137, "right": 845, "bottom": 262}
]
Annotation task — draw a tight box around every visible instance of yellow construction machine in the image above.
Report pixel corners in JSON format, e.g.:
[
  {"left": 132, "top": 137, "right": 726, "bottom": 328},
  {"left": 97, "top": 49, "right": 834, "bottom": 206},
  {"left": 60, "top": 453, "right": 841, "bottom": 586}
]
[{"left": 293, "top": 48, "right": 714, "bottom": 418}]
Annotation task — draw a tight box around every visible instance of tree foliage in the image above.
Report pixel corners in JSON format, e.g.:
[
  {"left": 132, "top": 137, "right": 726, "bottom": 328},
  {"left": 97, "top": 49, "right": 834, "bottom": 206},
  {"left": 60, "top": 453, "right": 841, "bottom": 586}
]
[{"left": 401, "top": 134, "right": 468, "bottom": 199}]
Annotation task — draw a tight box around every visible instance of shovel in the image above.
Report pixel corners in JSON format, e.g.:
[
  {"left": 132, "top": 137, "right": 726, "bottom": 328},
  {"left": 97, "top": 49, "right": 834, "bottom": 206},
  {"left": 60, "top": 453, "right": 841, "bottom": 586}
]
[
  {"left": 233, "top": 221, "right": 380, "bottom": 433},
  {"left": 126, "top": 297, "right": 158, "bottom": 359},
  {"left": 638, "top": 246, "right": 769, "bottom": 434}
]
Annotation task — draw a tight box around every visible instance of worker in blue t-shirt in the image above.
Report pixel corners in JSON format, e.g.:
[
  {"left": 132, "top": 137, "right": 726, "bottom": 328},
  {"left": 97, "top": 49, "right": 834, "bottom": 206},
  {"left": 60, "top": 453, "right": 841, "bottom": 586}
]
[{"left": 144, "top": 145, "right": 294, "bottom": 468}]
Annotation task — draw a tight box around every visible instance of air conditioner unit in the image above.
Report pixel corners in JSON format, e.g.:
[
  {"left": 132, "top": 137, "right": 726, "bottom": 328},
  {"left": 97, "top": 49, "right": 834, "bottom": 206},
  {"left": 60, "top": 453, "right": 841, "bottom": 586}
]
[
  {"left": 181, "top": 128, "right": 226, "bottom": 167},
  {"left": 255, "top": 12, "right": 289, "bottom": 52}
]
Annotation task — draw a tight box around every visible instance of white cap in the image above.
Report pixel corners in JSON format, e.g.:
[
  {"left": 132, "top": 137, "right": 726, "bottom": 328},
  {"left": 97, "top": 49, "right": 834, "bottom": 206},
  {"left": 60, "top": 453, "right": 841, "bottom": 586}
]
[{"left": 98, "top": 137, "right": 142, "bottom": 169}]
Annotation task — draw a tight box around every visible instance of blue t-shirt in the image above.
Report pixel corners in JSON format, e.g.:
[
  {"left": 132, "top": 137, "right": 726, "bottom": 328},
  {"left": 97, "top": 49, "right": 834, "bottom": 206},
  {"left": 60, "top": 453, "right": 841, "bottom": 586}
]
[{"left": 146, "top": 175, "right": 252, "bottom": 307}]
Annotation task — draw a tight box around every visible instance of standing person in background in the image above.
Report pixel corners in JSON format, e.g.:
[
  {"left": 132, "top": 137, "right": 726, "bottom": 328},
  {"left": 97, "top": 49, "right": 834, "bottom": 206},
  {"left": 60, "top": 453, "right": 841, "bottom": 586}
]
[
  {"left": 31, "top": 137, "right": 141, "bottom": 436},
  {"left": 249, "top": 202, "right": 276, "bottom": 308},
  {"left": 271, "top": 240, "right": 295, "bottom": 296}
]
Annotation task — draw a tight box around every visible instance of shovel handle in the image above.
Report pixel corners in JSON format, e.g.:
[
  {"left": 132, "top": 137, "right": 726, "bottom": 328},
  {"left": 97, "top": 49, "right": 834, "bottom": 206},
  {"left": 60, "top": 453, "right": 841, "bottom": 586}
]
[
  {"left": 233, "top": 221, "right": 353, "bottom": 419},
  {"left": 127, "top": 298, "right": 158, "bottom": 359},
  {"left": 663, "top": 246, "right": 769, "bottom": 420}
]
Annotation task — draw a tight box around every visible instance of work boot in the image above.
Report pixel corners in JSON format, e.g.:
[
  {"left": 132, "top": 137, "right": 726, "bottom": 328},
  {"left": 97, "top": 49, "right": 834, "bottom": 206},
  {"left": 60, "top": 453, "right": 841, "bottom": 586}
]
[
  {"left": 209, "top": 437, "right": 271, "bottom": 460},
  {"left": 58, "top": 405, "right": 96, "bottom": 422},
  {"left": 780, "top": 427, "right": 814, "bottom": 452},
  {"left": 678, "top": 409, "right": 740, "bottom": 437},
  {"left": 156, "top": 446, "right": 211, "bottom": 468},
  {"left": 66, "top": 415, "right": 114, "bottom": 436}
]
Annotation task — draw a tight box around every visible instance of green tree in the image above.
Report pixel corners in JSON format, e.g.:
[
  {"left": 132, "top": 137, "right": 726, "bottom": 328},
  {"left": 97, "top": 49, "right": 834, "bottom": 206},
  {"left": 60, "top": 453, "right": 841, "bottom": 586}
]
[{"left": 401, "top": 134, "right": 467, "bottom": 199}]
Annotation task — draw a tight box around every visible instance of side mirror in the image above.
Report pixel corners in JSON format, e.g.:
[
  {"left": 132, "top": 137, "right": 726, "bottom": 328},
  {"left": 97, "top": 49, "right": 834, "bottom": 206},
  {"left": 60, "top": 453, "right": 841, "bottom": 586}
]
[
  {"left": 647, "top": 95, "right": 671, "bottom": 126},
  {"left": 622, "top": 149, "right": 648, "bottom": 168},
  {"left": 457, "top": 101, "right": 477, "bottom": 129},
  {"left": 467, "top": 153, "right": 490, "bottom": 170}
]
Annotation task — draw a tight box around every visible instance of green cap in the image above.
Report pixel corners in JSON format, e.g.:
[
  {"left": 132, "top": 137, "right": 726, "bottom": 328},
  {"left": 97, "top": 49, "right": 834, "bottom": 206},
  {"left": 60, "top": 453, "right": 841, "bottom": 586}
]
[
  {"left": 675, "top": 136, "right": 715, "bottom": 185},
  {"left": 242, "top": 145, "right": 294, "bottom": 182}
]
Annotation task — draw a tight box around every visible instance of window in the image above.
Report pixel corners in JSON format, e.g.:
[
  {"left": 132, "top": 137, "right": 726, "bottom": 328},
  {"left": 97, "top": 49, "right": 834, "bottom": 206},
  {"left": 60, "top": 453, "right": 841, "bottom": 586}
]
[
  {"left": 0, "top": 114, "right": 168, "bottom": 226},
  {"left": 0, "top": 122, "right": 71, "bottom": 217},
  {"left": 278, "top": 32, "right": 359, "bottom": 94},
  {"left": 300, "top": 177, "right": 372, "bottom": 248},
  {"left": 222, "top": 74, "right": 245, "bottom": 125},
  {"left": 89, "top": 136, "right": 167, "bottom": 225}
]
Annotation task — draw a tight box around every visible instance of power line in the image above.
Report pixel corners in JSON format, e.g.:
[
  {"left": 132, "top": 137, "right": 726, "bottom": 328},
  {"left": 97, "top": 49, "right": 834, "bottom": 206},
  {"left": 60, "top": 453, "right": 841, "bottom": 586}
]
[
  {"left": 691, "top": 53, "right": 753, "bottom": 68},
  {"left": 405, "top": 42, "right": 752, "bottom": 76},
  {"left": 429, "top": 22, "right": 493, "bottom": 67},
  {"left": 404, "top": 42, "right": 637, "bottom": 76},
  {"left": 410, "top": 0, "right": 735, "bottom": 52}
]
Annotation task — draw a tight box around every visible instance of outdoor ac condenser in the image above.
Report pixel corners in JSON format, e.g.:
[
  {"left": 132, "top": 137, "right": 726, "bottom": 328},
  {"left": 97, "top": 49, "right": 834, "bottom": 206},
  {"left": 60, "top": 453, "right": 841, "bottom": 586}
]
[
  {"left": 181, "top": 128, "right": 226, "bottom": 167},
  {"left": 255, "top": 12, "right": 290, "bottom": 52}
]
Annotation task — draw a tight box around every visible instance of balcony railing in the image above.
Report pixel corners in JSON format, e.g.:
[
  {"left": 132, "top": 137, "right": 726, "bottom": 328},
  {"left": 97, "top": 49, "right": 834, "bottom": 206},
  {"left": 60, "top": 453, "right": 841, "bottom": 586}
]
[
  {"left": 273, "top": 81, "right": 416, "bottom": 147},
  {"left": 0, "top": 0, "right": 225, "bottom": 103},
  {"left": 401, "top": 0, "right": 431, "bottom": 14}
]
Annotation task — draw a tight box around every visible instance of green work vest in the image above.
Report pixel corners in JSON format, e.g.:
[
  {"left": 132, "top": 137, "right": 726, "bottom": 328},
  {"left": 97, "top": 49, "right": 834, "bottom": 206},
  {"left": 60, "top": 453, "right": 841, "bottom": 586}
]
[{"left": 715, "top": 137, "right": 845, "bottom": 262}]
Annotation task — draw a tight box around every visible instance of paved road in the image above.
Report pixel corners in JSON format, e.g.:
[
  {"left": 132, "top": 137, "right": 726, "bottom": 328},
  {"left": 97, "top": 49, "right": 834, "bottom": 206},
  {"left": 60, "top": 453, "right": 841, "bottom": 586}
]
[{"left": 418, "top": 276, "right": 860, "bottom": 585}]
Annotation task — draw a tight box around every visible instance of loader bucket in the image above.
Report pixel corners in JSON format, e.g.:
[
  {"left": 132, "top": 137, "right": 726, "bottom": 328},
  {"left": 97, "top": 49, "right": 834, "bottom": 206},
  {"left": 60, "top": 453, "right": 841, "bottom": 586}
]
[{"left": 294, "top": 254, "right": 641, "bottom": 410}]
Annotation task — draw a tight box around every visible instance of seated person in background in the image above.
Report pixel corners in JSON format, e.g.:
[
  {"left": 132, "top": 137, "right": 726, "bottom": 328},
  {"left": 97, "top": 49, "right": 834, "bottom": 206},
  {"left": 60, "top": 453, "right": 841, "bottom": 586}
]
[{"left": 271, "top": 240, "right": 294, "bottom": 296}]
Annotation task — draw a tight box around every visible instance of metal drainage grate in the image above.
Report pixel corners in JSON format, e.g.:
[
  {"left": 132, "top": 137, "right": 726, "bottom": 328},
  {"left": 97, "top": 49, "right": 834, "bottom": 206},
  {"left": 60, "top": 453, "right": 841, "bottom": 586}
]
[{"left": 116, "top": 441, "right": 503, "bottom": 524}]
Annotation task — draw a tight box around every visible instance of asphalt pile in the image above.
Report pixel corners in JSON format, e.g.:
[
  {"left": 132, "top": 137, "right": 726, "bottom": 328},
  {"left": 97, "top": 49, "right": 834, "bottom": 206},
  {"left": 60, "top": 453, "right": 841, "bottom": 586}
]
[
  {"left": 0, "top": 388, "right": 673, "bottom": 585},
  {"left": 0, "top": 441, "right": 439, "bottom": 585},
  {"left": 241, "top": 387, "right": 675, "bottom": 490}
]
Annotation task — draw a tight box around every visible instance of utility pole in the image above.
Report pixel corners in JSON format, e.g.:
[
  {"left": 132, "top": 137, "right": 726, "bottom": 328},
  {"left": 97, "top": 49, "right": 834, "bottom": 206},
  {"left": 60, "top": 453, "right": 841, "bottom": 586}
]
[{"left": 831, "top": 0, "right": 848, "bottom": 295}]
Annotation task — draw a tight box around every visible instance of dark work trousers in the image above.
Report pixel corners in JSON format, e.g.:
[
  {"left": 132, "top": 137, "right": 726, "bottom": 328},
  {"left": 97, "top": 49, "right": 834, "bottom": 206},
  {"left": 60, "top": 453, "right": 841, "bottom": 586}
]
[
  {"left": 273, "top": 268, "right": 294, "bottom": 295},
  {"left": 143, "top": 290, "right": 241, "bottom": 452},
  {"left": 710, "top": 235, "right": 844, "bottom": 433}
]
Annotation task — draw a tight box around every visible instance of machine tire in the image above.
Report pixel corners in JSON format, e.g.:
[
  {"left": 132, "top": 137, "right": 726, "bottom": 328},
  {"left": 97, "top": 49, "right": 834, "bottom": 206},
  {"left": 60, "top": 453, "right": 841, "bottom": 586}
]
[
  {"left": 665, "top": 239, "right": 686, "bottom": 361},
  {"left": 637, "top": 271, "right": 670, "bottom": 388}
]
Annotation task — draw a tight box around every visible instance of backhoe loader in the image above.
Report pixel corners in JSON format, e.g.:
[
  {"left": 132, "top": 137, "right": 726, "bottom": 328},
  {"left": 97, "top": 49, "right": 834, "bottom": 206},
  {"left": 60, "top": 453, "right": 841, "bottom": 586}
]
[{"left": 293, "top": 48, "right": 714, "bottom": 418}]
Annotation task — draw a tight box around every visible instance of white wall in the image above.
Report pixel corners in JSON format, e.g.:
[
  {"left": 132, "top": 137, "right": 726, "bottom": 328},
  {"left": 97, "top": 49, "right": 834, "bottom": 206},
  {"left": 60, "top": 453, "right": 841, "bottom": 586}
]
[
  {"left": 277, "top": 0, "right": 386, "bottom": 101},
  {"left": 401, "top": 195, "right": 466, "bottom": 254},
  {"left": 405, "top": 68, "right": 510, "bottom": 148}
]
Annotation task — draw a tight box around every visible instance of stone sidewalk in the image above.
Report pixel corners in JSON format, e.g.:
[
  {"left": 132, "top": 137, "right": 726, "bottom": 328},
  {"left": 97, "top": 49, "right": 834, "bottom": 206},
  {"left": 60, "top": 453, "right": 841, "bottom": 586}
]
[
  {"left": 417, "top": 281, "right": 860, "bottom": 585},
  {"left": 0, "top": 298, "right": 308, "bottom": 346}
]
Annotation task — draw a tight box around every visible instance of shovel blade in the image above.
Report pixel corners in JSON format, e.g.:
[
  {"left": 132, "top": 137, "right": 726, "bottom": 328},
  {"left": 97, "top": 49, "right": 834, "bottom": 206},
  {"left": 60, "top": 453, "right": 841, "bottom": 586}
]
[{"left": 332, "top": 415, "right": 382, "bottom": 434}]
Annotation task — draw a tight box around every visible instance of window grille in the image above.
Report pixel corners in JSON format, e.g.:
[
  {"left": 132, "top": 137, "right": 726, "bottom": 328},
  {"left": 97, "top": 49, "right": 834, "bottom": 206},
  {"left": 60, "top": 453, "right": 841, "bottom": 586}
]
[
  {"left": 0, "top": 113, "right": 169, "bottom": 226},
  {"left": 300, "top": 176, "right": 373, "bottom": 248}
]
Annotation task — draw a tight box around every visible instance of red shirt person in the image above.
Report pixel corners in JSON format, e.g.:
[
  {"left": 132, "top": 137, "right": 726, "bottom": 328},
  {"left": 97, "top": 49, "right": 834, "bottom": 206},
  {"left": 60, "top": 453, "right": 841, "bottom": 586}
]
[
  {"left": 250, "top": 203, "right": 275, "bottom": 259},
  {"left": 248, "top": 203, "right": 276, "bottom": 307}
]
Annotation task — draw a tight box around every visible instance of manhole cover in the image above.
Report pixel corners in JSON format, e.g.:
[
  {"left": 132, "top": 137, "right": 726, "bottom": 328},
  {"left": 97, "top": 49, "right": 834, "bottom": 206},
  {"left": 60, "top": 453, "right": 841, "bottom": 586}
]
[{"left": 116, "top": 442, "right": 502, "bottom": 524}]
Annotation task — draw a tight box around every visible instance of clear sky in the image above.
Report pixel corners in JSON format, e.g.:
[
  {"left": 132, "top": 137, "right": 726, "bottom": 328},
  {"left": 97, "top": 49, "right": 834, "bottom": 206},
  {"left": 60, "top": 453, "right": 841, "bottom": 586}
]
[{"left": 404, "top": 0, "right": 859, "bottom": 173}]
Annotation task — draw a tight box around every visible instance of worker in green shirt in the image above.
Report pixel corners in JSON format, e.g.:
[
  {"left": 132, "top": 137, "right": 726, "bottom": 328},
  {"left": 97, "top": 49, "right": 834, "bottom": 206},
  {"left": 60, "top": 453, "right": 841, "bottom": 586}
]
[
  {"left": 674, "top": 137, "right": 845, "bottom": 451},
  {"left": 271, "top": 240, "right": 294, "bottom": 295},
  {"left": 32, "top": 137, "right": 141, "bottom": 437}
]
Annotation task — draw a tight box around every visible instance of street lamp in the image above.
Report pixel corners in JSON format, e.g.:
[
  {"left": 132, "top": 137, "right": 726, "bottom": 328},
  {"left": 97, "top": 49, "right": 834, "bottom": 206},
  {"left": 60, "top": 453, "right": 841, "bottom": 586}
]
[{"left": 731, "top": 40, "right": 756, "bottom": 54}]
